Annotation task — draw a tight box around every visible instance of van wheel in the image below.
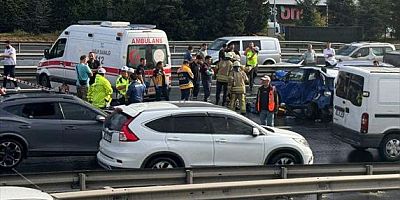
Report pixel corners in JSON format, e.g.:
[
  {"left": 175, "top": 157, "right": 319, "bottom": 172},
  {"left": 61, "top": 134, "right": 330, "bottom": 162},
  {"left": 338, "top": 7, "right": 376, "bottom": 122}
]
[
  {"left": 0, "top": 139, "right": 24, "bottom": 169},
  {"left": 305, "top": 103, "right": 317, "bottom": 120},
  {"left": 263, "top": 60, "right": 274, "bottom": 65},
  {"left": 39, "top": 74, "right": 51, "bottom": 88},
  {"left": 379, "top": 134, "right": 400, "bottom": 161}
]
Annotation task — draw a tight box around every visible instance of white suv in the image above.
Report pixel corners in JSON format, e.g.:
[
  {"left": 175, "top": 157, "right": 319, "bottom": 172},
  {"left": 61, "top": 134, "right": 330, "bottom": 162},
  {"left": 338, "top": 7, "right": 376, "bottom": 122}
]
[{"left": 97, "top": 102, "right": 313, "bottom": 169}]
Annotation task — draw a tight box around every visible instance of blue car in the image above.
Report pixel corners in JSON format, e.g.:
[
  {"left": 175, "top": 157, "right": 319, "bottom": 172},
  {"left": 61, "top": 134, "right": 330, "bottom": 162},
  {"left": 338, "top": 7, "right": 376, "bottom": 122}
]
[{"left": 272, "top": 67, "right": 337, "bottom": 120}]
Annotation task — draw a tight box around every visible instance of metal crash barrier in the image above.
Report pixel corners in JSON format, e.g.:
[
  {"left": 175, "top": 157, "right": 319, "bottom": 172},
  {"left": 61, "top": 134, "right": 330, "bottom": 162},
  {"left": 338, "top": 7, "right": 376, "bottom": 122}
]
[{"left": 50, "top": 174, "right": 400, "bottom": 200}]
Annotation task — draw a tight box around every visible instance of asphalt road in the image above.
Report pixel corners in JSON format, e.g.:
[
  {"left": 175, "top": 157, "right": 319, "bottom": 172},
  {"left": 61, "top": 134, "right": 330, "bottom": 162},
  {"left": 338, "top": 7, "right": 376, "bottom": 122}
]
[{"left": 0, "top": 80, "right": 385, "bottom": 174}]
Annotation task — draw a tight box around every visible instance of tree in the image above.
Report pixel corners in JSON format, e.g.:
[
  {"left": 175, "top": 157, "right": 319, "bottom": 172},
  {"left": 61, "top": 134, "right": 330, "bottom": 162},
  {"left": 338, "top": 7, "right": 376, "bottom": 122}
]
[
  {"left": 389, "top": 0, "right": 400, "bottom": 39},
  {"left": 244, "top": 0, "right": 269, "bottom": 34},
  {"left": 295, "top": 0, "right": 325, "bottom": 26},
  {"left": 357, "top": 0, "right": 391, "bottom": 40},
  {"left": 25, "top": 0, "right": 52, "bottom": 33},
  {"left": 0, "top": 0, "right": 27, "bottom": 32},
  {"left": 327, "top": 0, "right": 357, "bottom": 26}
]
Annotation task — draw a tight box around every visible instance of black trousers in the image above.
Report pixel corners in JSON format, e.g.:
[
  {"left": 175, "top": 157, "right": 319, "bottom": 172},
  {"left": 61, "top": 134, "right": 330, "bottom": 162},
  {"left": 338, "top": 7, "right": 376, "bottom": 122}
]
[{"left": 3, "top": 65, "right": 18, "bottom": 87}]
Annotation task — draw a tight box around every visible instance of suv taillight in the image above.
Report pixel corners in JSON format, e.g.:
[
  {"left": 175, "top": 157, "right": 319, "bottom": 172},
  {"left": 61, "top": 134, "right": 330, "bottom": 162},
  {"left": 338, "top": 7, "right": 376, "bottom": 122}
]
[
  {"left": 360, "top": 113, "right": 369, "bottom": 133},
  {"left": 119, "top": 118, "right": 139, "bottom": 142}
]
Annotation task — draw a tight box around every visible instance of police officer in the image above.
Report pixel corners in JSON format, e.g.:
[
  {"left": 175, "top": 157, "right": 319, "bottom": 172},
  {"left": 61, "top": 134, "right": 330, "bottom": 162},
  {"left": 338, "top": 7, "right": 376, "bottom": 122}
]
[
  {"left": 88, "top": 68, "right": 113, "bottom": 109},
  {"left": 115, "top": 66, "right": 130, "bottom": 105},
  {"left": 215, "top": 52, "right": 233, "bottom": 106},
  {"left": 229, "top": 61, "right": 248, "bottom": 114}
]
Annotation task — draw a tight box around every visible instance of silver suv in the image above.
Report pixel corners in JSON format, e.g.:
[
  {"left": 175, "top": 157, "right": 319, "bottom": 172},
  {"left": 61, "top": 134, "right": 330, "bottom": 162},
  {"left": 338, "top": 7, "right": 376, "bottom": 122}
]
[
  {"left": 336, "top": 42, "right": 395, "bottom": 62},
  {"left": 97, "top": 101, "right": 313, "bottom": 169}
]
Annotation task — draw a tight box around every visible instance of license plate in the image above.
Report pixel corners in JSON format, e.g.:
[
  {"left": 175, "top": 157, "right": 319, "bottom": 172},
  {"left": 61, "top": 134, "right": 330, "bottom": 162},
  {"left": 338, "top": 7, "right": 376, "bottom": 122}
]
[
  {"left": 335, "top": 109, "right": 344, "bottom": 118},
  {"left": 148, "top": 87, "right": 155, "bottom": 95},
  {"left": 103, "top": 131, "right": 113, "bottom": 142}
]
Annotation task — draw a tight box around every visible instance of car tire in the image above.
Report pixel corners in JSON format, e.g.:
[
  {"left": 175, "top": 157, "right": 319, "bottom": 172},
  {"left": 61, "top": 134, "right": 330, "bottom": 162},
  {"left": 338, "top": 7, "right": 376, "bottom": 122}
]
[
  {"left": 379, "top": 134, "right": 400, "bottom": 162},
  {"left": 268, "top": 152, "right": 299, "bottom": 165},
  {"left": 0, "top": 138, "right": 24, "bottom": 169},
  {"left": 305, "top": 103, "right": 317, "bottom": 120},
  {"left": 39, "top": 74, "right": 51, "bottom": 88},
  {"left": 263, "top": 60, "right": 274, "bottom": 65},
  {"left": 145, "top": 157, "right": 178, "bottom": 169}
]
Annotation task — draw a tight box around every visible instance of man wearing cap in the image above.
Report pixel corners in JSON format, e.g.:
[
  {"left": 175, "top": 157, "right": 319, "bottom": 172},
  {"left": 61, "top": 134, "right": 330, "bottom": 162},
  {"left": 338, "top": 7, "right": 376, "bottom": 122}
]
[
  {"left": 215, "top": 52, "right": 233, "bottom": 106},
  {"left": 115, "top": 66, "right": 130, "bottom": 105},
  {"left": 1, "top": 41, "right": 18, "bottom": 88},
  {"left": 229, "top": 61, "right": 248, "bottom": 114},
  {"left": 88, "top": 68, "right": 113, "bottom": 109},
  {"left": 256, "top": 75, "right": 279, "bottom": 126}
]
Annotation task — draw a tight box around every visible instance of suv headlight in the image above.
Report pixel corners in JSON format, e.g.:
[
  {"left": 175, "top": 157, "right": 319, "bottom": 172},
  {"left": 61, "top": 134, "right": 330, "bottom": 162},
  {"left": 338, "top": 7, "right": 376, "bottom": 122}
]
[{"left": 293, "top": 138, "right": 310, "bottom": 147}]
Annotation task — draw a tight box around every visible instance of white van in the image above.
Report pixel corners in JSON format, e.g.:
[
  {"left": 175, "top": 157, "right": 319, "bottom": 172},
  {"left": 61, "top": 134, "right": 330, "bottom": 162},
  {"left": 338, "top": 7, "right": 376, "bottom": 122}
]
[
  {"left": 332, "top": 66, "right": 400, "bottom": 161},
  {"left": 207, "top": 36, "right": 281, "bottom": 65},
  {"left": 335, "top": 42, "right": 395, "bottom": 62},
  {"left": 36, "top": 21, "right": 172, "bottom": 95}
]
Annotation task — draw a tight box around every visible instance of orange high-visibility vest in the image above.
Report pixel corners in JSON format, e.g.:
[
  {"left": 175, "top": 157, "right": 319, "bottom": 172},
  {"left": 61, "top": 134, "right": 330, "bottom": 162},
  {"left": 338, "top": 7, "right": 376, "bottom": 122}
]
[{"left": 268, "top": 87, "right": 275, "bottom": 112}]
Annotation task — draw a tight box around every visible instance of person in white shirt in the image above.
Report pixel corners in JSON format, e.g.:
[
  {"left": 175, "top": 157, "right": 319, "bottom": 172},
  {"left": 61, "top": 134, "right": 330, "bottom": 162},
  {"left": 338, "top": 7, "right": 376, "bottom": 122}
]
[
  {"left": 323, "top": 42, "right": 337, "bottom": 67},
  {"left": 1, "top": 41, "right": 18, "bottom": 88}
]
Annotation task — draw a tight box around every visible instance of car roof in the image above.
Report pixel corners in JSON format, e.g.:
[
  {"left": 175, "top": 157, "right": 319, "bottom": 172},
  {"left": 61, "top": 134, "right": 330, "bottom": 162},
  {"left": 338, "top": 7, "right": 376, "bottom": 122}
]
[
  {"left": 346, "top": 42, "right": 394, "bottom": 47},
  {"left": 217, "top": 36, "right": 278, "bottom": 41},
  {"left": 300, "top": 66, "right": 338, "bottom": 78},
  {"left": 340, "top": 66, "right": 400, "bottom": 74},
  {"left": 118, "top": 101, "right": 230, "bottom": 117},
  {"left": 0, "top": 91, "right": 78, "bottom": 103},
  {"left": 336, "top": 60, "right": 394, "bottom": 68},
  {"left": 0, "top": 186, "right": 53, "bottom": 200}
]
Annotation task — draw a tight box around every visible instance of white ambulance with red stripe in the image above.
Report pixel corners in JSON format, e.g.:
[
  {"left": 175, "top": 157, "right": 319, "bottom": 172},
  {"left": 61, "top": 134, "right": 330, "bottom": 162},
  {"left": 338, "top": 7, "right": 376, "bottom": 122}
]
[{"left": 36, "top": 21, "right": 172, "bottom": 96}]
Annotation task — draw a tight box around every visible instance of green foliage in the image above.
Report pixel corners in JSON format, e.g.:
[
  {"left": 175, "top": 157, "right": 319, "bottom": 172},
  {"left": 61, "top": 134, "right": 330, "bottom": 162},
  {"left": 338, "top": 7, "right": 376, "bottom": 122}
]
[
  {"left": 390, "top": 0, "right": 400, "bottom": 38},
  {"left": 244, "top": 0, "right": 270, "bottom": 34},
  {"left": 327, "top": 0, "right": 357, "bottom": 26},
  {"left": 357, "top": 0, "right": 391, "bottom": 40},
  {"left": 295, "top": 0, "right": 325, "bottom": 26}
]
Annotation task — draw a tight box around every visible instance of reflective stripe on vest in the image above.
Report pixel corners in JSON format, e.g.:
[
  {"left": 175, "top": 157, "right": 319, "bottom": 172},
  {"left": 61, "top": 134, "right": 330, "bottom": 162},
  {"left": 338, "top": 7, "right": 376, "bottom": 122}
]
[{"left": 268, "top": 87, "right": 275, "bottom": 112}]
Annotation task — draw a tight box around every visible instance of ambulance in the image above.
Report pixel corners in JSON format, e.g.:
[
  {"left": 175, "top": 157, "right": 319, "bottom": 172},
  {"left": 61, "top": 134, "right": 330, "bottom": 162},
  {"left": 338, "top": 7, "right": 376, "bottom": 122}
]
[{"left": 36, "top": 21, "right": 172, "bottom": 96}]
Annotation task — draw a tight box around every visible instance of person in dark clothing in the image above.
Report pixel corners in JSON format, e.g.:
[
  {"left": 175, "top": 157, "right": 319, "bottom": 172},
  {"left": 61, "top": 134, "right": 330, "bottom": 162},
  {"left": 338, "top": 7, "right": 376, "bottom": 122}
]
[
  {"left": 200, "top": 55, "right": 214, "bottom": 102},
  {"left": 136, "top": 58, "right": 146, "bottom": 84},
  {"left": 126, "top": 73, "right": 146, "bottom": 104},
  {"left": 87, "top": 52, "right": 101, "bottom": 85},
  {"left": 256, "top": 75, "right": 279, "bottom": 126},
  {"left": 189, "top": 55, "right": 203, "bottom": 100},
  {"left": 218, "top": 44, "right": 227, "bottom": 62},
  {"left": 152, "top": 61, "right": 169, "bottom": 101}
]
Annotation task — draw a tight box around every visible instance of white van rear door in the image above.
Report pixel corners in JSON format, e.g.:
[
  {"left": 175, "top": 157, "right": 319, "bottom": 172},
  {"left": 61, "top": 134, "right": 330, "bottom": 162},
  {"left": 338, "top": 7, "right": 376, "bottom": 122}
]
[{"left": 333, "top": 71, "right": 366, "bottom": 132}]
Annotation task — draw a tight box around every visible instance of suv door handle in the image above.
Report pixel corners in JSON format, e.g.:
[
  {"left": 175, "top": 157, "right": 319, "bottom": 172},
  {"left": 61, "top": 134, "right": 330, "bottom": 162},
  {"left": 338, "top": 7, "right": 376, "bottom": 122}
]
[
  {"left": 215, "top": 138, "right": 227, "bottom": 143},
  {"left": 167, "top": 137, "right": 182, "bottom": 141},
  {"left": 19, "top": 125, "right": 31, "bottom": 129},
  {"left": 65, "top": 125, "right": 77, "bottom": 130}
]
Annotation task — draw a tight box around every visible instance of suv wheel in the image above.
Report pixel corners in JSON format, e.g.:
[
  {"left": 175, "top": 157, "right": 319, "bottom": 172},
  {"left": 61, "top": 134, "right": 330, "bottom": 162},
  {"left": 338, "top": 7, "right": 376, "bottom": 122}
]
[
  {"left": 379, "top": 134, "right": 400, "bottom": 161},
  {"left": 268, "top": 152, "right": 299, "bottom": 165},
  {"left": 0, "top": 139, "right": 24, "bottom": 169},
  {"left": 146, "top": 157, "right": 178, "bottom": 169},
  {"left": 39, "top": 74, "right": 51, "bottom": 88}
]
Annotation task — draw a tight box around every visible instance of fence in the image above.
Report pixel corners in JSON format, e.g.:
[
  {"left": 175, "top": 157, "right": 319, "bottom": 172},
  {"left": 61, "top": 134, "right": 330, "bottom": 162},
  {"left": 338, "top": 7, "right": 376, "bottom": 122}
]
[
  {"left": 1, "top": 163, "right": 399, "bottom": 193},
  {"left": 50, "top": 174, "right": 400, "bottom": 200}
]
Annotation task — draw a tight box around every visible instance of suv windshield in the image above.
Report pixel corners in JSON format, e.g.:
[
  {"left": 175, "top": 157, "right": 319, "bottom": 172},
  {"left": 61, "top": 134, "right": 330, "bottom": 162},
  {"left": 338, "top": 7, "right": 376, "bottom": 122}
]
[
  {"left": 209, "top": 39, "right": 228, "bottom": 50},
  {"left": 127, "top": 44, "right": 168, "bottom": 70},
  {"left": 337, "top": 45, "right": 358, "bottom": 56}
]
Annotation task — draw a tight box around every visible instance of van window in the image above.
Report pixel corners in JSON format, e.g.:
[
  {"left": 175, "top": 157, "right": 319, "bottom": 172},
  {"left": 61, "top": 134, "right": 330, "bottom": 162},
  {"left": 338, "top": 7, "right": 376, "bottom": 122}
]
[
  {"left": 337, "top": 45, "right": 358, "bottom": 56},
  {"left": 261, "top": 40, "right": 276, "bottom": 51},
  {"left": 371, "top": 47, "right": 384, "bottom": 56},
  {"left": 48, "top": 38, "right": 67, "bottom": 59},
  {"left": 336, "top": 71, "right": 364, "bottom": 107},
  {"left": 127, "top": 44, "right": 168, "bottom": 70},
  {"left": 209, "top": 39, "right": 228, "bottom": 50},
  {"left": 352, "top": 48, "right": 369, "bottom": 58},
  {"left": 385, "top": 47, "right": 394, "bottom": 53},
  {"left": 243, "top": 40, "right": 261, "bottom": 50},
  {"left": 227, "top": 41, "right": 240, "bottom": 52}
]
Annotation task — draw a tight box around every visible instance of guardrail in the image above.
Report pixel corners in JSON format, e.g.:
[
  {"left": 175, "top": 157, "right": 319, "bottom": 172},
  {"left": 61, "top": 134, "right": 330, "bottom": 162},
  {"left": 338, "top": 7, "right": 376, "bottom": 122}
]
[
  {"left": 1, "top": 163, "right": 399, "bottom": 193},
  {"left": 50, "top": 174, "right": 400, "bottom": 200},
  {"left": 0, "top": 64, "right": 302, "bottom": 81}
]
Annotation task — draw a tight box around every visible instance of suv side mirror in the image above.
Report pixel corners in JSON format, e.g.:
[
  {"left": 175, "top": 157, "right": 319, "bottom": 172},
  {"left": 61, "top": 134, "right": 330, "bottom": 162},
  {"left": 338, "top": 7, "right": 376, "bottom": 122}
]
[
  {"left": 96, "top": 115, "right": 106, "bottom": 123},
  {"left": 44, "top": 49, "right": 50, "bottom": 59},
  {"left": 252, "top": 127, "right": 260, "bottom": 137}
]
